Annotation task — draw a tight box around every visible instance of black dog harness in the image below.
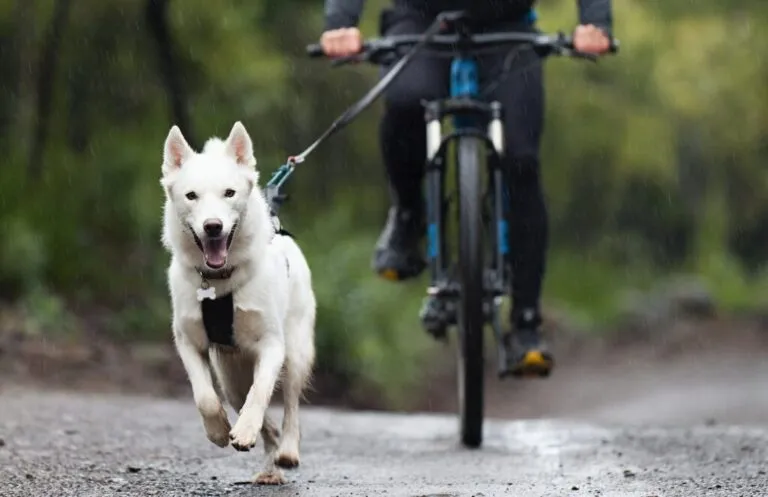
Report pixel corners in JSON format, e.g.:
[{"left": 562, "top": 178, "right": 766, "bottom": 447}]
[{"left": 198, "top": 215, "right": 294, "bottom": 347}]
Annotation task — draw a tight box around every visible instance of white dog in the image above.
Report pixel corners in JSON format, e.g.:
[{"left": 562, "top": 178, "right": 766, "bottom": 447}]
[{"left": 160, "top": 121, "right": 316, "bottom": 485}]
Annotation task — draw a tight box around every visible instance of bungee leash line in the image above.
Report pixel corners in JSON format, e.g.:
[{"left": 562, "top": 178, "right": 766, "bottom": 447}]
[{"left": 264, "top": 13, "right": 452, "bottom": 214}]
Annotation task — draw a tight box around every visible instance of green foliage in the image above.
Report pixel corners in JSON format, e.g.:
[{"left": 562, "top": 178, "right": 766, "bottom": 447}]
[
  {"left": 1, "top": 0, "right": 768, "bottom": 406},
  {"left": 299, "top": 205, "right": 435, "bottom": 408}
]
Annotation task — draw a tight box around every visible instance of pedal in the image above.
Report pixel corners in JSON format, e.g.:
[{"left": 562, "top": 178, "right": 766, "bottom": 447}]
[{"left": 419, "top": 297, "right": 454, "bottom": 340}]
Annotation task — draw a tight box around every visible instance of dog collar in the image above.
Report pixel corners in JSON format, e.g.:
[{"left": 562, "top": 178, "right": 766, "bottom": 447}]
[{"left": 196, "top": 266, "right": 236, "bottom": 280}]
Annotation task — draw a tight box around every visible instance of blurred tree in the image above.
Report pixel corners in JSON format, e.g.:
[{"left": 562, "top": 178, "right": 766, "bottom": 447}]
[
  {"left": 145, "top": 0, "right": 197, "bottom": 148},
  {"left": 29, "top": 0, "right": 72, "bottom": 179}
]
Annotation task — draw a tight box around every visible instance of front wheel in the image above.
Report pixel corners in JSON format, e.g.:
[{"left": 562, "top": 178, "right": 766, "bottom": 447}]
[{"left": 456, "top": 136, "right": 485, "bottom": 448}]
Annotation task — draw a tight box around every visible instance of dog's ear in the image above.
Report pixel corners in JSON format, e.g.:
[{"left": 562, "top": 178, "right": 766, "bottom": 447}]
[
  {"left": 163, "top": 125, "right": 193, "bottom": 175},
  {"left": 224, "top": 121, "right": 257, "bottom": 169}
]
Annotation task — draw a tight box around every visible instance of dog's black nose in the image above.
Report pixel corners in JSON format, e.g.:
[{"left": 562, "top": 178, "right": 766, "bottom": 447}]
[{"left": 203, "top": 219, "right": 223, "bottom": 237}]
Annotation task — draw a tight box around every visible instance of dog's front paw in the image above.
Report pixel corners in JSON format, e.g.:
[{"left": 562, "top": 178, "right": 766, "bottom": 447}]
[
  {"left": 200, "top": 402, "right": 231, "bottom": 448},
  {"left": 253, "top": 469, "right": 286, "bottom": 485},
  {"left": 229, "top": 418, "right": 260, "bottom": 451}
]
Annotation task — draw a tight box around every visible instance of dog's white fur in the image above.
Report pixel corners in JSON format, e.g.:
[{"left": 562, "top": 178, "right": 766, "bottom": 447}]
[{"left": 160, "top": 122, "right": 316, "bottom": 485}]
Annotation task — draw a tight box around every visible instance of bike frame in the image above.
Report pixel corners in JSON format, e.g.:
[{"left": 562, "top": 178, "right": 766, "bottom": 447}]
[
  {"left": 422, "top": 28, "right": 512, "bottom": 374},
  {"left": 303, "top": 12, "right": 617, "bottom": 446}
]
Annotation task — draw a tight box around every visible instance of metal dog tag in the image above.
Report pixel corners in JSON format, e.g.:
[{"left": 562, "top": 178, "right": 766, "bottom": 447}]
[{"left": 197, "top": 280, "right": 216, "bottom": 301}]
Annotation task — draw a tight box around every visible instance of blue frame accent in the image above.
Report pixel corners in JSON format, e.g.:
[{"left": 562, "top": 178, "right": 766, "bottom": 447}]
[
  {"left": 499, "top": 188, "right": 510, "bottom": 255},
  {"left": 450, "top": 58, "right": 479, "bottom": 100},
  {"left": 524, "top": 8, "right": 538, "bottom": 25},
  {"left": 427, "top": 220, "right": 439, "bottom": 259},
  {"left": 450, "top": 57, "right": 479, "bottom": 130}
]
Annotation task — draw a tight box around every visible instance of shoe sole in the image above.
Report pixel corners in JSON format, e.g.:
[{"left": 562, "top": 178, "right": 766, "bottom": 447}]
[
  {"left": 508, "top": 350, "right": 553, "bottom": 379},
  {"left": 376, "top": 266, "right": 425, "bottom": 282},
  {"left": 379, "top": 268, "right": 401, "bottom": 281}
]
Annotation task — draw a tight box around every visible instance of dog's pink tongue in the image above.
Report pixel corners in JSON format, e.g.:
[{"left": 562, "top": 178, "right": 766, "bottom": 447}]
[{"left": 203, "top": 238, "right": 228, "bottom": 269}]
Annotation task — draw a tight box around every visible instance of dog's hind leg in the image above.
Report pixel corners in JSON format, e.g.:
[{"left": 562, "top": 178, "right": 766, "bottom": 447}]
[
  {"left": 252, "top": 414, "right": 285, "bottom": 485},
  {"left": 209, "top": 347, "right": 253, "bottom": 411},
  {"left": 244, "top": 349, "right": 287, "bottom": 485},
  {"left": 275, "top": 314, "right": 315, "bottom": 469}
]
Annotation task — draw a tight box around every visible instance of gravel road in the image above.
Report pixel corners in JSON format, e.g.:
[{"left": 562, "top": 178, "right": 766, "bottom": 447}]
[{"left": 1, "top": 388, "right": 766, "bottom": 497}]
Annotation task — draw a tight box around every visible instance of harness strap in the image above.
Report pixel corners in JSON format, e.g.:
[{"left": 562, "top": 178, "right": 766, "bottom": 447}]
[{"left": 201, "top": 293, "right": 235, "bottom": 347}]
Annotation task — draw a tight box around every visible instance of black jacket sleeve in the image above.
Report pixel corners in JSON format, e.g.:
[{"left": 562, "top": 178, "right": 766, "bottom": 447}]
[
  {"left": 324, "top": 0, "right": 367, "bottom": 30},
  {"left": 577, "top": 0, "right": 613, "bottom": 35}
]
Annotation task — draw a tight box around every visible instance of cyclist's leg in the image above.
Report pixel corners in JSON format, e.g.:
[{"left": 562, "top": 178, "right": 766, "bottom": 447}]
[
  {"left": 480, "top": 40, "right": 553, "bottom": 374},
  {"left": 373, "top": 9, "right": 450, "bottom": 281}
]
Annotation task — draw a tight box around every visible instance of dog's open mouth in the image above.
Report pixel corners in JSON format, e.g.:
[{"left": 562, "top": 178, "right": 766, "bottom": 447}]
[{"left": 191, "top": 224, "right": 237, "bottom": 270}]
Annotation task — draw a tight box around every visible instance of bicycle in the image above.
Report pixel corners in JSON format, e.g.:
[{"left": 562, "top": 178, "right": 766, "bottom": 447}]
[{"left": 306, "top": 10, "right": 619, "bottom": 449}]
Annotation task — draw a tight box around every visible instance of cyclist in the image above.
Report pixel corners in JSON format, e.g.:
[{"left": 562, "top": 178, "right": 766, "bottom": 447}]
[{"left": 319, "top": 0, "right": 613, "bottom": 376}]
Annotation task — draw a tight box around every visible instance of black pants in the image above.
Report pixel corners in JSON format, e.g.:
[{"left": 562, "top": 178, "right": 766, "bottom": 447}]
[{"left": 379, "top": 10, "right": 548, "bottom": 321}]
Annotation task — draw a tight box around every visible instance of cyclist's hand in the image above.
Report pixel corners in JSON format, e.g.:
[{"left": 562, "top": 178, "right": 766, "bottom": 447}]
[
  {"left": 320, "top": 27, "right": 363, "bottom": 58},
  {"left": 573, "top": 24, "right": 611, "bottom": 54}
]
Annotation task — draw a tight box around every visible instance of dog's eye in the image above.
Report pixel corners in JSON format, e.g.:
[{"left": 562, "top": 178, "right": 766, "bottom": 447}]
[
  {"left": 185, "top": 192, "right": 198, "bottom": 201},
  {"left": 224, "top": 189, "right": 236, "bottom": 198}
]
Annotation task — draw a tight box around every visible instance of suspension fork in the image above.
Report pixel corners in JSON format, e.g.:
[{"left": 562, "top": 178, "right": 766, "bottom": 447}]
[
  {"left": 488, "top": 101, "right": 508, "bottom": 277},
  {"left": 425, "top": 100, "right": 508, "bottom": 282},
  {"left": 425, "top": 101, "right": 445, "bottom": 283},
  {"left": 487, "top": 100, "right": 512, "bottom": 375}
]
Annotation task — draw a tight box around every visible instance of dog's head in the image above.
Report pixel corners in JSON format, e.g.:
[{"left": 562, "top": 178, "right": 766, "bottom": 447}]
[{"left": 161, "top": 121, "right": 259, "bottom": 270}]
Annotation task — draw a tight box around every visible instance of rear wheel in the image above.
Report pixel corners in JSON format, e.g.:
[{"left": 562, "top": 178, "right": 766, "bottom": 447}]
[{"left": 455, "top": 136, "right": 485, "bottom": 449}]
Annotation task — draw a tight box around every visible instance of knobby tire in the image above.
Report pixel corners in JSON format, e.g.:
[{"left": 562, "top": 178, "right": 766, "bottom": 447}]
[{"left": 456, "top": 136, "right": 485, "bottom": 449}]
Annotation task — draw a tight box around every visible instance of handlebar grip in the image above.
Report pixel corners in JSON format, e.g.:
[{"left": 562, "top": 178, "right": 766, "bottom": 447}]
[
  {"left": 330, "top": 53, "right": 364, "bottom": 67},
  {"left": 570, "top": 50, "right": 599, "bottom": 62},
  {"left": 563, "top": 34, "right": 620, "bottom": 57},
  {"left": 305, "top": 41, "right": 378, "bottom": 61},
  {"left": 306, "top": 43, "right": 324, "bottom": 57}
]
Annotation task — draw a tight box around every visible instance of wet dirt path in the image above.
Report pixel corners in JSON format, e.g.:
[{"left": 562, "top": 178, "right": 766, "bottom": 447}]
[{"left": 1, "top": 388, "right": 766, "bottom": 496}]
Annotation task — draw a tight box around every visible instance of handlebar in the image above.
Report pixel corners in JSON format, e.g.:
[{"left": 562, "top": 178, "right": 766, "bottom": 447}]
[
  {"left": 306, "top": 31, "right": 619, "bottom": 66},
  {"left": 273, "top": 12, "right": 619, "bottom": 173}
]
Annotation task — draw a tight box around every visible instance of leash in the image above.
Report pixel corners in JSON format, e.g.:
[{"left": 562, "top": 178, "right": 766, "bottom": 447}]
[{"left": 264, "top": 14, "right": 451, "bottom": 214}]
